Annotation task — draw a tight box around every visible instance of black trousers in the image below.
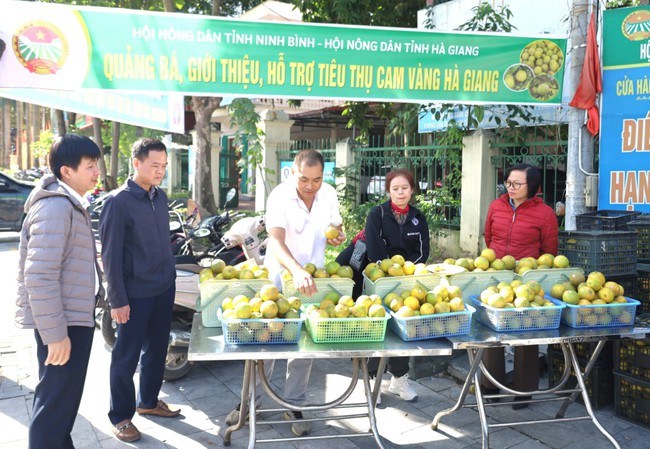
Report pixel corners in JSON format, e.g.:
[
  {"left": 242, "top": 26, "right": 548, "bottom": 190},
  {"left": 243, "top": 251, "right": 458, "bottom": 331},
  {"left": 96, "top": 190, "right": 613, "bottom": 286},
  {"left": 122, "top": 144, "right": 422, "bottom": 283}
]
[
  {"left": 481, "top": 346, "right": 539, "bottom": 392},
  {"left": 31, "top": 326, "right": 94, "bottom": 449},
  {"left": 336, "top": 243, "right": 411, "bottom": 379},
  {"left": 108, "top": 285, "right": 175, "bottom": 425}
]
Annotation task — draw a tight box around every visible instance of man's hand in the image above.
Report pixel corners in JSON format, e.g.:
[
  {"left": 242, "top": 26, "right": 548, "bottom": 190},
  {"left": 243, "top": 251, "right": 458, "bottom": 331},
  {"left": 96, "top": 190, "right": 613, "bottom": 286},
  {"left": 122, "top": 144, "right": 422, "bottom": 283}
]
[
  {"left": 327, "top": 227, "right": 346, "bottom": 247},
  {"left": 111, "top": 304, "right": 131, "bottom": 324},
  {"left": 291, "top": 266, "right": 318, "bottom": 297},
  {"left": 45, "top": 336, "right": 71, "bottom": 366}
]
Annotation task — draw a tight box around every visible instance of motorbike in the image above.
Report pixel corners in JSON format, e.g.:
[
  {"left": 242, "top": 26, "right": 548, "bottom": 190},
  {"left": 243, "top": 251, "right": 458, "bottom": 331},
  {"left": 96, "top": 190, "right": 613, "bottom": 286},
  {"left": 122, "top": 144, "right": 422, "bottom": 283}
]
[{"left": 99, "top": 188, "right": 267, "bottom": 381}]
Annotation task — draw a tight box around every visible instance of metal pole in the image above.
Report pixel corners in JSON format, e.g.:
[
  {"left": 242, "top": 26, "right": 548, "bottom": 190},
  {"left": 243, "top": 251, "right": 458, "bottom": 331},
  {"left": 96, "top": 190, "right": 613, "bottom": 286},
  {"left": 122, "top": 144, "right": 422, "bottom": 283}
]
[{"left": 566, "top": 0, "right": 596, "bottom": 229}]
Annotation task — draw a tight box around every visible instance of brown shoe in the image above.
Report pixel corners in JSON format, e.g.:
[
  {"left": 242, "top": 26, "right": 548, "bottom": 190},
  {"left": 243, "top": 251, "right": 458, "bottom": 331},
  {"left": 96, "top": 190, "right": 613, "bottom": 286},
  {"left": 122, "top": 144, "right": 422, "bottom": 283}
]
[
  {"left": 112, "top": 419, "right": 141, "bottom": 442},
  {"left": 136, "top": 400, "right": 181, "bottom": 418}
]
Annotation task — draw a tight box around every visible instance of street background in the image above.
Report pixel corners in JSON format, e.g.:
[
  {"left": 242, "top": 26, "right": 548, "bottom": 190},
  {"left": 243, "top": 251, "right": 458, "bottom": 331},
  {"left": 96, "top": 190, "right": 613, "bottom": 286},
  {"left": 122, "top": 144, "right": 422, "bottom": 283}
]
[{"left": 0, "top": 234, "right": 648, "bottom": 449}]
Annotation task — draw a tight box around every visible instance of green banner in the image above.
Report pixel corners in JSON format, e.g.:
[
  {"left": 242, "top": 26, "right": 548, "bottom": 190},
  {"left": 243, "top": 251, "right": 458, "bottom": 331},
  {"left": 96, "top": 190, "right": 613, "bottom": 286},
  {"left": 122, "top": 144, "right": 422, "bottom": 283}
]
[
  {"left": 603, "top": 6, "right": 650, "bottom": 69},
  {"left": 0, "top": 1, "right": 567, "bottom": 105}
]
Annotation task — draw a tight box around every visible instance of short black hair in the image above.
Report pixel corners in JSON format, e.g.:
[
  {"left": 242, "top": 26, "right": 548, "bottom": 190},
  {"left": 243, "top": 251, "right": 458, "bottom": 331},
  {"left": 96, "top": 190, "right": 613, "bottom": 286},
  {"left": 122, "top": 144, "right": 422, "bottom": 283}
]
[
  {"left": 505, "top": 163, "right": 542, "bottom": 199},
  {"left": 49, "top": 134, "right": 101, "bottom": 180},
  {"left": 293, "top": 149, "right": 324, "bottom": 171},
  {"left": 132, "top": 138, "right": 167, "bottom": 161}
]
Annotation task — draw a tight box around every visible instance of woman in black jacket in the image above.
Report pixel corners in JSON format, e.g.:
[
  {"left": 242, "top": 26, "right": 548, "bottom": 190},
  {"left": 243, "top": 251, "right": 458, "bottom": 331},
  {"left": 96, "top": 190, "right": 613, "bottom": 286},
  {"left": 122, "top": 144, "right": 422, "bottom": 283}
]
[{"left": 337, "top": 169, "right": 429, "bottom": 403}]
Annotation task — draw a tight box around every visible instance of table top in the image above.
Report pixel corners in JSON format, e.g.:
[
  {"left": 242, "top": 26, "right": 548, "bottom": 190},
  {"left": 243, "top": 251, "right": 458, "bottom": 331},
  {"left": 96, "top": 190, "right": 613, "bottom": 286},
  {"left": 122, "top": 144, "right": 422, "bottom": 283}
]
[
  {"left": 188, "top": 314, "right": 453, "bottom": 361},
  {"left": 188, "top": 314, "right": 650, "bottom": 360},
  {"left": 447, "top": 323, "right": 650, "bottom": 349}
]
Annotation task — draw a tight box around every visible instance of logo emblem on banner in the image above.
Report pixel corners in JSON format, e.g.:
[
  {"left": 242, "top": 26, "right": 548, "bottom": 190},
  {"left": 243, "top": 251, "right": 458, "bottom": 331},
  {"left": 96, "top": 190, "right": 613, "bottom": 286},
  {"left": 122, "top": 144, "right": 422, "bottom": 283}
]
[
  {"left": 621, "top": 10, "right": 650, "bottom": 41},
  {"left": 12, "top": 21, "right": 68, "bottom": 75}
]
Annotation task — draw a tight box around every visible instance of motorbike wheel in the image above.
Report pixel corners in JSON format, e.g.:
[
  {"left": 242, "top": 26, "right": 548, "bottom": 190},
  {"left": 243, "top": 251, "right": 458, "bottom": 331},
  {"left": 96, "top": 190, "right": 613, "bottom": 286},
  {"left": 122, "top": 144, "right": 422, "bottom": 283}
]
[
  {"left": 164, "top": 322, "right": 193, "bottom": 381},
  {"left": 101, "top": 307, "right": 117, "bottom": 347}
]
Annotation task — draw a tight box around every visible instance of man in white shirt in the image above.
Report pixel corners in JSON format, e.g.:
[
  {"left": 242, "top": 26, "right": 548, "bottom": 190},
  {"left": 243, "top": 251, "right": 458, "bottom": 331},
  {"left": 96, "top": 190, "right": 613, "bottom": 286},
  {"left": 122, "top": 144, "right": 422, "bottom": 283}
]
[{"left": 226, "top": 149, "right": 345, "bottom": 436}]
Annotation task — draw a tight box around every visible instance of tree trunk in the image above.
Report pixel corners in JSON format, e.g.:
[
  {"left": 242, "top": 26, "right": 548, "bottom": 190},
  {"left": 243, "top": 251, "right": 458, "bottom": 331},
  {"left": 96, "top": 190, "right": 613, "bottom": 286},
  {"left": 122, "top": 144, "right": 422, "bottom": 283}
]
[
  {"left": 55, "top": 110, "right": 66, "bottom": 136},
  {"left": 191, "top": 96, "right": 221, "bottom": 214},
  {"left": 4, "top": 101, "right": 12, "bottom": 168},
  {"left": 92, "top": 118, "right": 109, "bottom": 189},
  {"left": 109, "top": 121, "right": 120, "bottom": 190},
  {"left": 68, "top": 112, "right": 76, "bottom": 131},
  {"left": 31, "top": 105, "right": 41, "bottom": 167},
  {"left": 16, "top": 101, "right": 23, "bottom": 169}
]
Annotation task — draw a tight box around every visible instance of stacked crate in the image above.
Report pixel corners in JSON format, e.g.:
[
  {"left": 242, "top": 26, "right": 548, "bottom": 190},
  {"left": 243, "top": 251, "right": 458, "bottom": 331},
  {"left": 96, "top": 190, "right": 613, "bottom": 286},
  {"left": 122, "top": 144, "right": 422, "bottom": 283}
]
[
  {"left": 547, "top": 343, "right": 614, "bottom": 409},
  {"left": 614, "top": 338, "right": 650, "bottom": 427},
  {"left": 574, "top": 210, "right": 644, "bottom": 310}
]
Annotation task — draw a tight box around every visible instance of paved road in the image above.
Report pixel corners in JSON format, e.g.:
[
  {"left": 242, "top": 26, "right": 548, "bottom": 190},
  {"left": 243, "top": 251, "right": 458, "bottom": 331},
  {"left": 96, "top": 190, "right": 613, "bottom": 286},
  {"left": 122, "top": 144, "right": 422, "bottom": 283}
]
[{"left": 0, "top": 240, "right": 648, "bottom": 448}]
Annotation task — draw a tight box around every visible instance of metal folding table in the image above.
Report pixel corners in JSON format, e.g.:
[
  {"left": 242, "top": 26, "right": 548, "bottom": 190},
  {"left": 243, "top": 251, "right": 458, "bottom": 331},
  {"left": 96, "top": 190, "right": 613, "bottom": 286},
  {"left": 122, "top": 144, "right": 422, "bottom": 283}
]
[
  {"left": 188, "top": 314, "right": 453, "bottom": 448},
  {"left": 433, "top": 323, "right": 650, "bottom": 449}
]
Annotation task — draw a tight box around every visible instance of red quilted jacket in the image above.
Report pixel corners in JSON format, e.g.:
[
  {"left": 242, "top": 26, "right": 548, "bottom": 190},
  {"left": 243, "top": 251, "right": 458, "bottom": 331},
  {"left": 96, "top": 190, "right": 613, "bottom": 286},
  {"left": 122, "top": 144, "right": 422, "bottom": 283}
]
[{"left": 484, "top": 194, "right": 558, "bottom": 260}]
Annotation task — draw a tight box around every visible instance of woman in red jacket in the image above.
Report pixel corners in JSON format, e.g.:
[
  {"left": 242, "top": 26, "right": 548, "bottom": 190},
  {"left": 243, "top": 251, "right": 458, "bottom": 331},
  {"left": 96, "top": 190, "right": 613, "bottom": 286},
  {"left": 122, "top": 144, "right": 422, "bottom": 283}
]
[{"left": 483, "top": 163, "right": 558, "bottom": 409}]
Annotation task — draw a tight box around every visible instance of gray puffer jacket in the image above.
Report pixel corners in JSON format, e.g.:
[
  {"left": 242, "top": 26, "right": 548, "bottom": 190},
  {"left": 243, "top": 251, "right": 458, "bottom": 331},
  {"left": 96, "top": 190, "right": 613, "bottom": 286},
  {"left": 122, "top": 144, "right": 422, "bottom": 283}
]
[{"left": 15, "top": 175, "right": 103, "bottom": 344}]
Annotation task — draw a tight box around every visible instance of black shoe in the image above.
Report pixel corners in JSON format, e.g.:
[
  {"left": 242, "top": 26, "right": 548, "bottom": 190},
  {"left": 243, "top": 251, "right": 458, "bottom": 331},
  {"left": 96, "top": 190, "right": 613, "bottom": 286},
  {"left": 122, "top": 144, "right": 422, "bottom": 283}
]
[{"left": 512, "top": 396, "right": 532, "bottom": 410}]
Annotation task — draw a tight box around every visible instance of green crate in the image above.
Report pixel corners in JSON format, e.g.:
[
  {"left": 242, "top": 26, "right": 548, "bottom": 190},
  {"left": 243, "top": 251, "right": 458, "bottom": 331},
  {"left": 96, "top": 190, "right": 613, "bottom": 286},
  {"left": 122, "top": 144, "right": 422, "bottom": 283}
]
[
  {"left": 614, "top": 371, "right": 650, "bottom": 428},
  {"left": 517, "top": 267, "right": 585, "bottom": 295},
  {"left": 448, "top": 270, "right": 514, "bottom": 301},
  {"left": 547, "top": 347, "right": 614, "bottom": 409},
  {"left": 281, "top": 276, "right": 354, "bottom": 304},
  {"left": 218, "top": 309, "right": 305, "bottom": 345},
  {"left": 362, "top": 272, "right": 441, "bottom": 298},
  {"left": 558, "top": 230, "right": 638, "bottom": 277},
  {"left": 614, "top": 339, "right": 650, "bottom": 380},
  {"left": 198, "top": 279, "right": 275, "bottom": 327},
  {"left": 302, "top": 304, "right": 389, "bottom": 343}
]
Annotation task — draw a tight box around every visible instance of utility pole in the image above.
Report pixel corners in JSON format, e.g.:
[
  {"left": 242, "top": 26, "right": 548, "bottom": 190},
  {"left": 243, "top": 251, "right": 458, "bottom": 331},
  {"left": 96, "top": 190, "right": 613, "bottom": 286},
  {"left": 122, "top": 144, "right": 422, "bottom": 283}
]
[{"left": 566, "top": 0, "right": 596, "bottom": 230}]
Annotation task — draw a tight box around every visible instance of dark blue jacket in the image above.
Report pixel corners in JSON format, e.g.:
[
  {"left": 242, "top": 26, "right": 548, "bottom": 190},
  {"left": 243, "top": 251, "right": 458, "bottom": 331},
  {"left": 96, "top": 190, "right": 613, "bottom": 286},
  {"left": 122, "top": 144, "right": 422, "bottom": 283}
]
[
  {"left": 365, "top": 201, "right": 430, "bottom": 264},
  {"left": 99, "top": 179, "right": 175, "bottom": 308}
]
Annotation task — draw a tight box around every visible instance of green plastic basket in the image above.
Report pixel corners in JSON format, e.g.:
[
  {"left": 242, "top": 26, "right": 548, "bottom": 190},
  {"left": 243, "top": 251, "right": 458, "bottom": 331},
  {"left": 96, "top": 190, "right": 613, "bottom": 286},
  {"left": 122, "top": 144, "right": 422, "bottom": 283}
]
[
  {"left": 281, "top": 276, "right": 354, "bottom": 304},
  {"left": 448, "top": 271, "right": 515, "bottom": 301},
  {"left": 302, "top": 304, "right": 390, "bottom": 343},
  {"left": 198, "top": 279, "right": 274, "bottom": 327},
  {"left": 517, "top": 267, "right": 585, "bottom": 294},
  {"left": 218, "top": 309, "right": 305, "bottom": 345},
  {"left": 362, "top": 272, "right": 442, "bottom": 298}
]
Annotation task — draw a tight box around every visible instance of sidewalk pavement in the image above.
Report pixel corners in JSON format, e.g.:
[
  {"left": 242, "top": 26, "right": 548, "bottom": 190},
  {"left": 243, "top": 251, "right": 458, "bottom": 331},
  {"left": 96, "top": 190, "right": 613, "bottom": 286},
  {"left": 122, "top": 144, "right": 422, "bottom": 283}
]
[{"left": 1, "top": 242, "right": 648, "bottom": 448}]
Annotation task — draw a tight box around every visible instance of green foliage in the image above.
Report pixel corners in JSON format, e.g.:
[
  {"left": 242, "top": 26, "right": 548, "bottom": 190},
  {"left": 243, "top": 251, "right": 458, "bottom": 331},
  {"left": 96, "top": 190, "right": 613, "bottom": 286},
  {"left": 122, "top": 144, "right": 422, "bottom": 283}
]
[
  {"left": 293, "top": 0, "right": 421, "bottom": 27},
  {"left": 606, "top": 0, "right": 640, "bottom": 7},
  {"left": 228, "top": 98, "right": 273, "bottom": 194},
  {"left": 31, "top": 129, "right": 55, "bottom": 160}
]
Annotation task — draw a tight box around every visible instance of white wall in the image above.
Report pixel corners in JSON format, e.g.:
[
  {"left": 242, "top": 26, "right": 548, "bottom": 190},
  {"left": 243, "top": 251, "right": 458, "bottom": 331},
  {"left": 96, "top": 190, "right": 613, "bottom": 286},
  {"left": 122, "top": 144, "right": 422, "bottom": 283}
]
[{"left": 418, "top": 0, "right": 570, "bottom": 35}]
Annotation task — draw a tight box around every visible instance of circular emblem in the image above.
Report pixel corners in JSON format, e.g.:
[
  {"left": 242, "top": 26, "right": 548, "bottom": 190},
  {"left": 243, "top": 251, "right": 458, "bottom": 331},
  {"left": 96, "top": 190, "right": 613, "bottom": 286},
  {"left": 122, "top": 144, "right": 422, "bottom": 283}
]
[
  {"left": 412, "top": 218, "right": 419, "bottom": 226},
  {"left": 622, "top": 10, "right": 650, "bottom": 41},
  {"left": 12, "top": 21, "right": 68, "bottom": 75}
]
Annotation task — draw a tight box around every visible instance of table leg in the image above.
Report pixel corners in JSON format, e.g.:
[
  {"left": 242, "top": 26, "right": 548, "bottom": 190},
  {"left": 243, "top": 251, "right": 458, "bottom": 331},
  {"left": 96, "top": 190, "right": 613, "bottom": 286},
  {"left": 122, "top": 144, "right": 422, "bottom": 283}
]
[
  {"left": 372, "top": 357, "right": 387, "bottom": 407},
  {"left": 224, "top": 359, "right": 253, "bottom": 446},
  {"left": 432, "top": 348, "right": 485, "bottom": 431},
  {"left": 360, "top": 357, "right": 386, "bottom": 449},
  {"left": 248, "top": 361, "right": 259, "bottom": 449},
  {"left": 558, "top": 342, "right": 621, "bottom": 449}
]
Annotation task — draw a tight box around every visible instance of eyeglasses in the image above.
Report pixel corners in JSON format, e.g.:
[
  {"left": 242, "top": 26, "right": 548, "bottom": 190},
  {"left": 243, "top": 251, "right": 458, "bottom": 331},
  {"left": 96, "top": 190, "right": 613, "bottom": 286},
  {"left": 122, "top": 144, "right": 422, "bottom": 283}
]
[{"left": 505, "top": 181, "right": 527, "bottom": 190}]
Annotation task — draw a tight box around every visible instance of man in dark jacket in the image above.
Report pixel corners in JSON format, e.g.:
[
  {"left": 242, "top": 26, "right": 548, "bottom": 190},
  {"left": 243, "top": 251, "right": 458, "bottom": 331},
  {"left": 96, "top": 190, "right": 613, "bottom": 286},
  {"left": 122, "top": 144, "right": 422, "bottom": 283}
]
[
  {"left": 16, "top": 134, "right": 103, "bottom": 448},
  {"left": 100, "top": 138, "right": 179, "bottom": 443}
]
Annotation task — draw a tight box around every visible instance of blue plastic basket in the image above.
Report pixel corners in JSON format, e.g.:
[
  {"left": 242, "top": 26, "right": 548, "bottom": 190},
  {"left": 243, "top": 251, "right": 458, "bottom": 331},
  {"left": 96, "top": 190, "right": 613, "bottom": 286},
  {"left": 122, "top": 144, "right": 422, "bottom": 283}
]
[
  {"left": 388, "top": 304, "right": 474, "bottom": 341},
  {"left": 218, "top": 309, "right": 305, "bottom": 345},
  {"left": 469, "top": 295, "right": 565, "bottom": 332},
  {"left": 561, "top": 297, "right": 639, "bottom": 328}
]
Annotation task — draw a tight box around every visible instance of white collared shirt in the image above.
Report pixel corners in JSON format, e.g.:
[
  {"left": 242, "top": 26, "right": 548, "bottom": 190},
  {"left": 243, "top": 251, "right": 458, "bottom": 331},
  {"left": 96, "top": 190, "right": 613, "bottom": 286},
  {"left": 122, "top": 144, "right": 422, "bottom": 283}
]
[
  {"left": 265, "top": 180, "right": 342, "bottom": 287},
  {"left": 58, "top": 180, "right": 99, "bottom": 295}
]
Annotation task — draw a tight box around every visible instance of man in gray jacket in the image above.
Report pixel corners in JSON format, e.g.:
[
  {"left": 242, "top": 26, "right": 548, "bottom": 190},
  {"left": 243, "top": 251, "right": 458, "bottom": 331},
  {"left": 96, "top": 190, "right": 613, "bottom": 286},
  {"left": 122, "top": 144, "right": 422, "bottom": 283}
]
[{"left": 16, "top": 134, "right": 103, "bottom": 449}]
